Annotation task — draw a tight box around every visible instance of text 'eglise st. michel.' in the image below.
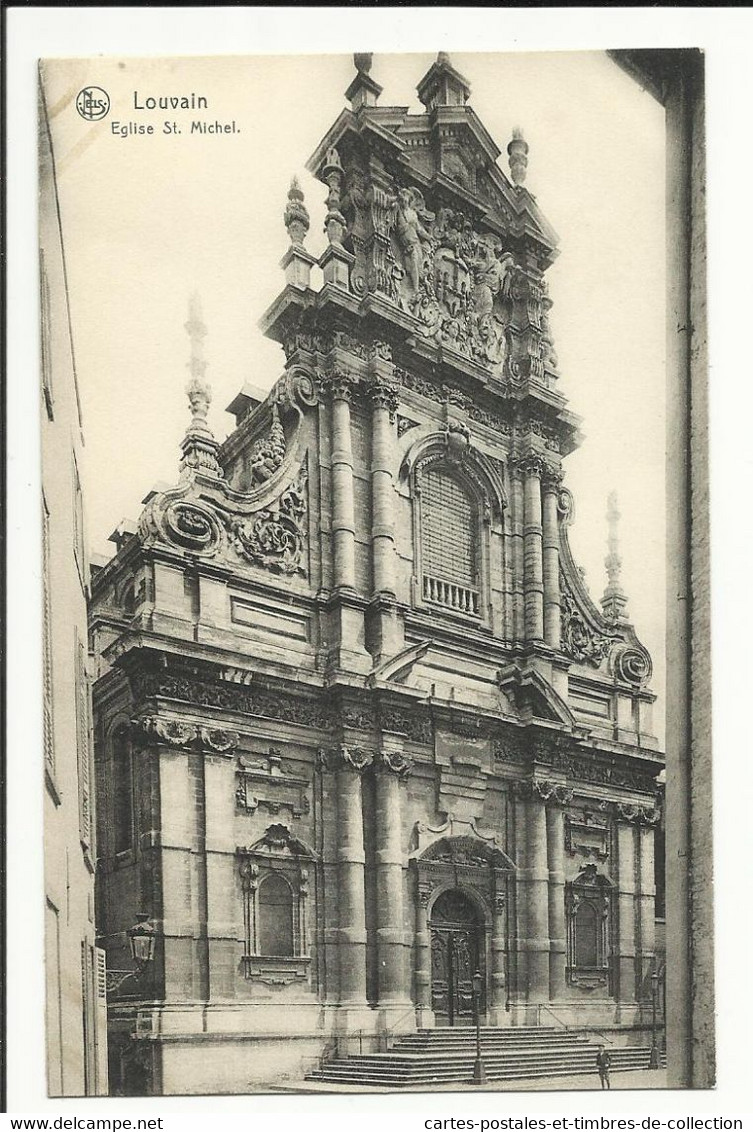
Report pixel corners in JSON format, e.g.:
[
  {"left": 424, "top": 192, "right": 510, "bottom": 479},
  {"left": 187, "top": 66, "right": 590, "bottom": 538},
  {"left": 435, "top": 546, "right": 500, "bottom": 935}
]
[{"left": 90, "top": 52, "right": 664, "bottom": 1095}]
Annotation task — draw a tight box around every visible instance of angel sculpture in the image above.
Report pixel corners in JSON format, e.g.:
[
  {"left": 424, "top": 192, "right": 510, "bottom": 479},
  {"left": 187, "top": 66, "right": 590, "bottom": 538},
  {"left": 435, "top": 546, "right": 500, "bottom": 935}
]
[
  {"left": 471, "top": 236, "right": 516, "bottom": 319},
  {"left": 247, "top": 403, "right": 286, "bottom": 487},
  {"left": 392, "top": 186, "right": 435, "bottom": 294}
]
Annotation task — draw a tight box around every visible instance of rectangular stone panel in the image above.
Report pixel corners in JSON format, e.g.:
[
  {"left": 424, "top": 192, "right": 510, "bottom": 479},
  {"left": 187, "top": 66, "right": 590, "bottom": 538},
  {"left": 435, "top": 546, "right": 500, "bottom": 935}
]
[{"left": 230, "top": 596, "right": 309, "bottom": 642}]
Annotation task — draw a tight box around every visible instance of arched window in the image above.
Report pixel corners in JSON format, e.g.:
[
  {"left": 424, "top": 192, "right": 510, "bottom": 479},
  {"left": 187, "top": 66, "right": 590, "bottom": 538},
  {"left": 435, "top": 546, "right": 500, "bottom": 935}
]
[
  {"left": 257, "top": 873, "right": 294, "bottom": 957},
  {"left": 574, "top": 900, "right": 599, "bottom": 967},
  {"left": 420, "top": 466, "right": 480, "bottom": 616},
  {"left": 566, "top": 865, "right": 613, "bottom": 989},
  {"left": 238, "top": 825, "right": 313, "bottom": 983},
  {"left": 112, "top": 727, "right": 134, "bottom": 855}
]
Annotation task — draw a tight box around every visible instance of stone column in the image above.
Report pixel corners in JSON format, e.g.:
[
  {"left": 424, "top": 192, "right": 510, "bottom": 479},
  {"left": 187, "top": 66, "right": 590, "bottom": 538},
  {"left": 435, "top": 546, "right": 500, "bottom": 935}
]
[
  {"left": 510, "top": 465, "right": 525, "bottom": 645},
  {"left": 542, "top": 470, "right": 562, "bottom": 649},
  {"left": 336, "top": 746, "right": 370, "bottom": 1006},
  {"left": 616, "top": 820, "right": 637, "bottom": 1003},
  {"left": 526, "top": 789, "right": 550, "bottom": 1002},
  {"left": 367, "top": 375, "right": 403, "bottom": 661},
  {"left": 375, "top": 749, "right": 411, "bottom": 1012},
  {"left": 369, "top": 378, "right": 398, "bottom": 598},
  {"left": 414, "top": 886, "right": 434, "bottom": 1028},
  {"left": 489, "top": 877, "right": 508, "bottom": 1025},
  {"left": 513, "top": 790, "right": 529, "bottom": 1001},
  {"left": 202, "top": 731, "right": 242, "bottom": 1001},
  {"left": 330, "top": 376, "right": 357, "bottom": 592},
  {"left": 523, "top": 457, "right": 545, "bottom": 643},
  {"left": 546, "top": 800, "right": 567, "bottom": 1002},
  {"left": 638, "top": 822, "right": 657, "bottom": 992}
]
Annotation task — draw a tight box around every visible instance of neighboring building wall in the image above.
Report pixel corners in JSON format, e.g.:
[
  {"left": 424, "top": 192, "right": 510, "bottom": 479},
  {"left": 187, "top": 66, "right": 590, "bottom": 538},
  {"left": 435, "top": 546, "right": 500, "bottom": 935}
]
[
  {"left": 39, "top": 82, "right": 108, "bottom": 1097},
  {"left": 609, "top": 48, "right": 712, "bottom": 1090}
]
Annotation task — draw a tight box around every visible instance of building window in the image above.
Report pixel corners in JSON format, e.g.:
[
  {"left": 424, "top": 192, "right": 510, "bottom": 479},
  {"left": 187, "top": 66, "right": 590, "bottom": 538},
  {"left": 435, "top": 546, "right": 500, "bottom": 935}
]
[
  {"left": 238, "top": 824, "right": 313, "bottom": 984},
  {"left": 112, "top": 727, "right": 134, "bottom": 855},
  {"left": 574, "top": 900, "right": 599, "bottom": 967},
  {"left": 566, "top": 864, "right": 613, "bottom": 990},
  {"left": 419, "top": 465, "right": 480, "bottom": 617},
  {"left": 257, "top": 873, "right": 294, "bottom": 957}
]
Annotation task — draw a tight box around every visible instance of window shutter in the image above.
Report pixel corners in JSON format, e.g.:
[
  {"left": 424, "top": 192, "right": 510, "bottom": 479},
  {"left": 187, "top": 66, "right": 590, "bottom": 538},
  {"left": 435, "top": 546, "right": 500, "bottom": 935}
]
[
  {"left": 80, "top": 940, "right": 93, "bottom": 1094},
  {"left": 94, "top": 947, "right": 109, "bottom": 1093},
  {"left": 421, "top": 468, "right": 476, "bottom": 585},
  {"left": 95, "top": 947, "right": 107, "bottom": 1001},
  {"left": 75, "top": 636, "right": 92, "bottom": 849},
  {"left": 420, "top": 467, "right": 480, "bottom": 616}
]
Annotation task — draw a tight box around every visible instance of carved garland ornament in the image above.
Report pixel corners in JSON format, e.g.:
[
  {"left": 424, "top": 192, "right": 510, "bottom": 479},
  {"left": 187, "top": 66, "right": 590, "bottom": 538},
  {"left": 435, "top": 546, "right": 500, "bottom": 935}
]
[
  {"left": 515, "top": 778, "right": 574, "bottom": 805},
  {"left": 379, "top": 749, "right": 414, "bottom": 777},
  {"left": 227, "top": 469, "right": 308, "bottom": 576},
  {"left": 132, "top": 715, "right": 239, "bottom": 752}
]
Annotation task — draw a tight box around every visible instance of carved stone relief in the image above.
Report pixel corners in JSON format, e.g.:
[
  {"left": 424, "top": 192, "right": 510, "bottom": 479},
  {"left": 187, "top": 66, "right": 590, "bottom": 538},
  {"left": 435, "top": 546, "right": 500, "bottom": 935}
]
[
  {"left": 565, "top": 809, "right": 611, "bottom": 861},
  {"left": 235, "top": 749, "right": 311, "bottom": 818},
  {"left": 387, "top": 191, "right": 520, "bottom": 368},
  {"left": 246, "top": 403, "right": 286, "bottom": 488},
  {"left": 560, "top": 587, "right": 615, "bottom": 667},
  {"left": 226, "top": 469, "right": 308, "bottom": 576},
  {"left": 130, "top": 673, "right": 335, "bottom": 732}
]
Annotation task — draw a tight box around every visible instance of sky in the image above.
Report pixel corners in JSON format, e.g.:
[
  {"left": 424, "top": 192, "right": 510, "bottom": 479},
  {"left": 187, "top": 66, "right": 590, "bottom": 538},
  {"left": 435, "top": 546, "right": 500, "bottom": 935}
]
[{"left": 42, "top": 51, "right": 666, "bottom": 739}]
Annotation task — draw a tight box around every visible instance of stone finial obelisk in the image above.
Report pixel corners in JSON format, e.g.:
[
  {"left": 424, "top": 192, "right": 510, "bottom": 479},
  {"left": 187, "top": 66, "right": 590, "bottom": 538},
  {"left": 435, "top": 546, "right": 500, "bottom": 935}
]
[
  {"left": 507, "top": 126, "right": 529, "bottom": 187},
  {"left": 600, "top": 490, "right": 628, "bottom": 621},
  {"left": 281, "top": 177, "right": 316, "bottom": 290},
  {"left": 284, "top": 176, "right": 310, "bottom": 247},
  {"left": 180, "top": 292, "right": 222, "bottom": 477},
  {"left": 346, "top": 52, "right": 382, "bottom": 110}
]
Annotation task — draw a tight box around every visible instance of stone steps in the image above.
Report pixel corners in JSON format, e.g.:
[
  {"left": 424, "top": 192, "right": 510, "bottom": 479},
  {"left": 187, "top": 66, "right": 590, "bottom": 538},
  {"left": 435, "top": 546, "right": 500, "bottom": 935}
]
[{"left": 307, "top": 1027, "right": 664, "bottom": 1087}]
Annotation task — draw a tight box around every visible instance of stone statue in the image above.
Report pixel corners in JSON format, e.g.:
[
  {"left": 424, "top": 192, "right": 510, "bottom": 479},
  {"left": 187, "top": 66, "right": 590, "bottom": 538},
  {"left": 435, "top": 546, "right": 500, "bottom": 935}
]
[{"left": 393, "top": 187, "right": 434, "bottom": 293}]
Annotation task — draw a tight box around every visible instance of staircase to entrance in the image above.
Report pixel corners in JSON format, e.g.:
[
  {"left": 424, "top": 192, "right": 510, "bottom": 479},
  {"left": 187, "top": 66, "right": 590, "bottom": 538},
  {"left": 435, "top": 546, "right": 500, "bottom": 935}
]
[{"left": 307, "top": 1027, "right": 664, "bottom": 1088}]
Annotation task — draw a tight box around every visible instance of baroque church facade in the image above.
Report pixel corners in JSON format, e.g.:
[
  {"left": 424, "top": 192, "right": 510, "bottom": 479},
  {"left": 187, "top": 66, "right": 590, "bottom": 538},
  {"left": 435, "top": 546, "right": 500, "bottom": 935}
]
[{"left": 90, "top": 54, "right": 663, "bottom": 1095}]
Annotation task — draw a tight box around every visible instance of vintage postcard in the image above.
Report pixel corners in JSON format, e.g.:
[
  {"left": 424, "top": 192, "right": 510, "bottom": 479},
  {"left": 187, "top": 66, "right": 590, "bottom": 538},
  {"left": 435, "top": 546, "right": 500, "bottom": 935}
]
[{"left": 37, "top": 48, "right": 709, "bottom": 1099}]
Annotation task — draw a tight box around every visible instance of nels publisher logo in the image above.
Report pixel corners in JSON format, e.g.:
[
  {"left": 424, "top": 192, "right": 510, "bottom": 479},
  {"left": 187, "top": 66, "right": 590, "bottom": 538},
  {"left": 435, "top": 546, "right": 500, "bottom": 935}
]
[{"left": 75, "top": 86, "right": 110, "bottom": 121}]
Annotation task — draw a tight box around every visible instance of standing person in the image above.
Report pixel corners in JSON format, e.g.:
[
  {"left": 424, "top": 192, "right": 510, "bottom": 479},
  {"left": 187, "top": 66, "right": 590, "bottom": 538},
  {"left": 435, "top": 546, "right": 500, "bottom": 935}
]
[{"left": 596, "top": 1045, "right": 612, "bottom": 1090}]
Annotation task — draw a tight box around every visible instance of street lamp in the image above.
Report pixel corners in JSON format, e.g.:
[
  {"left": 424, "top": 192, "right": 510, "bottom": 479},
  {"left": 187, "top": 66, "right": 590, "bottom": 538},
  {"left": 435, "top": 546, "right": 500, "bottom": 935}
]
[
  {"left": 472, "top": 970, "right": 486, "bottom": 1086},
  {"left": 105, "top": 917, "right": 158, "bottom": 994},
  {"left": 649, "top": 967, "right": 660, "bottom": 1069}
]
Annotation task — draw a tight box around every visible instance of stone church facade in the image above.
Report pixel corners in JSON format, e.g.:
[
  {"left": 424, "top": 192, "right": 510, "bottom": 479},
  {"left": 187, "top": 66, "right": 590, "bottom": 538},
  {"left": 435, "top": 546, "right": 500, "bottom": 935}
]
[{"left": 90, "top": 54, "right": 663, "bottom": 1095}]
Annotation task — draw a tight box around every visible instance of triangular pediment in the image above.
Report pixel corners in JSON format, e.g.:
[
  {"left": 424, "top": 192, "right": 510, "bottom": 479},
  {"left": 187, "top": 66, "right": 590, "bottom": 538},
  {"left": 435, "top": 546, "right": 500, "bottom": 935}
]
[{"left": 497, "top": 662, "right": 577, "bottom": 727}]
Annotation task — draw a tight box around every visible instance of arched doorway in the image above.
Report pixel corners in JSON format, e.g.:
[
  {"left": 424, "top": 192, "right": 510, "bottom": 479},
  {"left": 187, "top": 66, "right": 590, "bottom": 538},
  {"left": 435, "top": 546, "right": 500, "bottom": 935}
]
[{"left": 429, "top": 890, "right": 483, "bottom": 1025}]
